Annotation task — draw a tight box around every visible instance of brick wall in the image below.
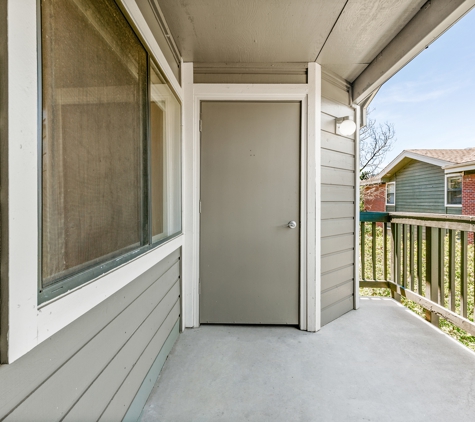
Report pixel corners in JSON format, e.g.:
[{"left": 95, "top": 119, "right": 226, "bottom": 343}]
[
  {"left": 363, "top": 184, "right": 386, "bottom": 212},
  {"left": 462, "top": 174, "right": 475, "bottom": 242},
  {"left": 462, "top": 174, "right": 475, "bottom": 216}
]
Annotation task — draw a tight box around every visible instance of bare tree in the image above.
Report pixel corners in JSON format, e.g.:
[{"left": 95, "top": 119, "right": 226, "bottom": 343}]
[{"left": 359, "top": 110, "right": 396, "bottom": 178}]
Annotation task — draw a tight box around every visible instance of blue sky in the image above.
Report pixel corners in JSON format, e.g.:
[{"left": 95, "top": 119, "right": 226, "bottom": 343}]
[{"left": 370, "top": 8, "right": 475, "bottom": 170}]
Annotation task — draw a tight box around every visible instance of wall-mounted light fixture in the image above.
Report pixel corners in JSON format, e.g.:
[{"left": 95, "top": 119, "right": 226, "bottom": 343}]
[{"left": 335, "top": 116, "right": 357, "bottom": 136}]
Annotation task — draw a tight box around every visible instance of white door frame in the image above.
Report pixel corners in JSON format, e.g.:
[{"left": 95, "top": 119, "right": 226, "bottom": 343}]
[{"left": 182, "top": 63, "right": 321, "bottom": 331}]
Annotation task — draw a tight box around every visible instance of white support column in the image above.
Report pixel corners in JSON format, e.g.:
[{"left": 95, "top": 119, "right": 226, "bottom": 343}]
[
  {"left": 181, "top": 62, "right": 197, "bottom": 328},
  {"left": 307, "top": 63, "right": 322, "bottom": 332},
  {"left": 5, "top": 0, "right": 39, "bottom": 363},
  {"left": 353, "top": 102, "right": 361, "bottom": 311}
]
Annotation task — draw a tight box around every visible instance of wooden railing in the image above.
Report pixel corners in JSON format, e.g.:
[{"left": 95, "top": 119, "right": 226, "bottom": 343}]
[{"left": 360, "top": 211, "right": 475, "bottom": 335}]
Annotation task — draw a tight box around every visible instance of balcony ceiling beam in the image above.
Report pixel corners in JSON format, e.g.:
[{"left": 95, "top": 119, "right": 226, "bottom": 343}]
[{"left": 352, "top": 0, "right": 475, "bottom": 104}]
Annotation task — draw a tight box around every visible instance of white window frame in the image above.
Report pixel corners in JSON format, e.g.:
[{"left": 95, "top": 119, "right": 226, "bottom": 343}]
[
  {"left": 445, "top": 173, "right": 463, "bottom": 207},
  {"left": 4, "top": 0, "right": 184, "bottom": 363},
  {"left": 386, "top": 182, "right": 396, "bottom": 206}
]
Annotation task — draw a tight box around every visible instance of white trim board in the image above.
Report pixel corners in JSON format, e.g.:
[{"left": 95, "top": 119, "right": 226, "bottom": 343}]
[
  {"left": 184, "top": 66, "right": 322, "bottom": 331},
  {"left": 444, "top": 161, "right": 475, "bottom": 173},
  {"left": 121, "top": 0, "right": 183, "bottom": 101}
]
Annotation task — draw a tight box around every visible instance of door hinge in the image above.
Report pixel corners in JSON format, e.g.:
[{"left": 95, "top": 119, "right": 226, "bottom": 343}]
[
  {"left": 199, "top": 119, "right": 202, "bottom": 132},
  {"left": 199, "top": 201, "right": 202, "bottom": 213},
  {"left": 199, "top": 280, "right": 201, "bottom": 294}
]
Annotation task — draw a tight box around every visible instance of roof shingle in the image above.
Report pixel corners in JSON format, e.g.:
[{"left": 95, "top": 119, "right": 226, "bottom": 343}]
[{"left": 407, "top": 148, "right": 475, "bottom": 164}]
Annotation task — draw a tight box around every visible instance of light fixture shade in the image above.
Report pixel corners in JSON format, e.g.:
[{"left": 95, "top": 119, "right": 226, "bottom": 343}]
[{"left": 336, "top": 117, "right": 357, "bottom": 136}]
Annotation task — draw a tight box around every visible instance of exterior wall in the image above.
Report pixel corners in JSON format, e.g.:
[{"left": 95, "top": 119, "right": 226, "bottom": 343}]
[
  {"left": 0, "top": 249, "right": 181, "bottom": 421},
  {"left": 462, "top": 173, "right": 475, "bottom": 243},
  {"left": 320, "top": 73, "right": 356, "bottom": 326},
  {"left": 462, "top": 173, "right": 475, "bottom": 216},
  {"left": 389, "top": 160, "right": 461, "bottom": 215},
  {"left": 363, "top": 184, "right": 386, "bottom": 212},
  {"left": 0, "top": 7, "right": 185, "bottom": 422}
]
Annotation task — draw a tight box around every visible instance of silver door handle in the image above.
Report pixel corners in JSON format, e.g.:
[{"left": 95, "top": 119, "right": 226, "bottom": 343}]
[{"left": 288, "top": 221, "right": 297, "bottom": 229}]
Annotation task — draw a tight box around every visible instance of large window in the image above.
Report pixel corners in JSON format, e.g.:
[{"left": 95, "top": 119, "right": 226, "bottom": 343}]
[
  {"left": 446, "top": 174, "right": 462, "bottom": 206},
  {"left": 386, "top": 182, "right": 395, "bottom": 205},
  {"left": 40, "top": 0, "right": 181, "bottom": 301}
]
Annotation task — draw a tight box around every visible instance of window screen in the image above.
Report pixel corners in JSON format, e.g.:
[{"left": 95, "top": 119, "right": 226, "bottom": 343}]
[{"left": 41, "top": 0, "right": 147, "bottom": 286}]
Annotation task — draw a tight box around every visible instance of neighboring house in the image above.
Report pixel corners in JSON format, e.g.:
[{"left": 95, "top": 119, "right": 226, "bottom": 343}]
[
  {"left": 362, "top": 148, "right": 475, "bottom": 216},
  {"left": 1, "top": 0, "right": 475, "bottom": 419}
]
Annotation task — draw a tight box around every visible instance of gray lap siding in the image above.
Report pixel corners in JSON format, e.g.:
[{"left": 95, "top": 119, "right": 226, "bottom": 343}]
[{"left": 0, "top": 249, "right": 181, "bottom": 422}]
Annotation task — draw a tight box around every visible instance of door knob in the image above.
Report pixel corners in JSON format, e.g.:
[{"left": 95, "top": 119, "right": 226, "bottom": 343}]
[{"left": 288, "top": 221, "right": 297, "bottom": 229}]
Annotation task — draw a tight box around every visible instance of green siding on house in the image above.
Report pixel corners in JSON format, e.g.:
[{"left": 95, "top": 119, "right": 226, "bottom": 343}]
[{"left": 389, "top": 160, "right": 461, "bottom": 215}]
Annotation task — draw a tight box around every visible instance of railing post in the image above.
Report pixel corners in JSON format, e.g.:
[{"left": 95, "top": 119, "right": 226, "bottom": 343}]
[
  {"left": 417, "top": 226, "right": 423, "bottom": 294},
  {"left": 409, "top": 225, "right": 415, "bottom": 291},
  {"left": 425, "top": 227, "right": 440, "bottom": 326},
  {"left": 438, "top": 228, "right": 445, "bottom": 307},
  {"left": 461, "top": 231, "right": 468, "bottom": 318},
  {"left": 383, "top": 223, "right": 388, "bottom": 281},
  {"left": 448, "top": 229, "right": 456, "bottom": 312},
  {"left": 390, "top": 222, "right": 401, "bottom": 301},
  {"left": 372, "top": 222, "right": 377, "bottom": 281},
  {"left": 361, "top": 222, "right": 366, "bottom": 281},
  {"left": 402, "top": 224, "right": 408, "bottom": 288}
]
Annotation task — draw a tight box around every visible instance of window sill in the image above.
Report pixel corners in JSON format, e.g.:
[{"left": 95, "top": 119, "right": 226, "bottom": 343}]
[
  {"left": 35, "top": 234, "right": 184, "bottom": 345},
  {"left": 39, "top": 232, "right": 183, "bottom": 306}
]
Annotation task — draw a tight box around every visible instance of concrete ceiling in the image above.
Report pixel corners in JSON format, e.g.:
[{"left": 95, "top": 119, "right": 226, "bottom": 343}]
[{"left": 155, "top": 0, "right": 427, "bottom": 82}]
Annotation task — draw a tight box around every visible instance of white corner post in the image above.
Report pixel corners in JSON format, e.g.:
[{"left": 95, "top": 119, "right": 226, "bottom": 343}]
[
  {"left": 3, "top": 0, "right": 40, "bottom": 363},
  {"left": 182, "top": 62, "right": 199, "bottom": 328},
  {"left": 307, "top": 62, "right": 322, "bottom": 332},
  {"left": 353, "top": 101, "right": 361, "bottom": 311}
]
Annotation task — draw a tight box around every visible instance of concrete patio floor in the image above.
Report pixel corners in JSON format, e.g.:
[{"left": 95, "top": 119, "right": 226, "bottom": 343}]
[{"left": 139, "top": 298, "right": 475, "bottom": 422}]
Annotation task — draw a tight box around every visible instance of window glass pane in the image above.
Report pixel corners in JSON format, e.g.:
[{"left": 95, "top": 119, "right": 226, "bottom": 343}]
[
  {"left": 448, "top": 176, "right": 462, "bottom": 190},
  {"left": 386, "top": 183, "right": 395, "bottom": 204},
  {"left": 447, "top": 176, "right": 462, "bottom": 205},
  {"left": 448, "top": 191, "right": 462, "bottom": 204},
  {"left": 150, "top": 61, "right": 182, "bottom": 242},
  {"left": 41, "top": 0, "right": 147, "bottom": 286}
]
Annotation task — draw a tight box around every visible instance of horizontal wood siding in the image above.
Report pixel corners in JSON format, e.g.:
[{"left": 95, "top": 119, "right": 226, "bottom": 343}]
[
  {"left": 321, "top": 80, "right": 355, "bottom": 326},
  {"left": 392, "top": 161, "right": 446, "bottom": 214},
  {"left": 0, "top": 249, "right": 181, "bottom": 421},
  {"left": 446, "top": 207, "right": 462, "bottom": 215}
]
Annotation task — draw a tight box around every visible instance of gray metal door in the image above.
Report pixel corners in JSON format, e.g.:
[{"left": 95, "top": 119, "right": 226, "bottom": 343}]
[{"left": 200, "top": 101, "right": 300, "bottom": 324}]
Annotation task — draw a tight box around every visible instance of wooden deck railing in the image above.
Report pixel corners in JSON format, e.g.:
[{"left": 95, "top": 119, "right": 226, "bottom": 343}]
[{"left": 360, "top": 211, "right": 475, "bottom": 335}]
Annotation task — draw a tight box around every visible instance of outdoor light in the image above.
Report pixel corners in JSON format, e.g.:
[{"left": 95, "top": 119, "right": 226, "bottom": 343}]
[{"left": 335, "top": 116, "right": 357, "bottom": 136}]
